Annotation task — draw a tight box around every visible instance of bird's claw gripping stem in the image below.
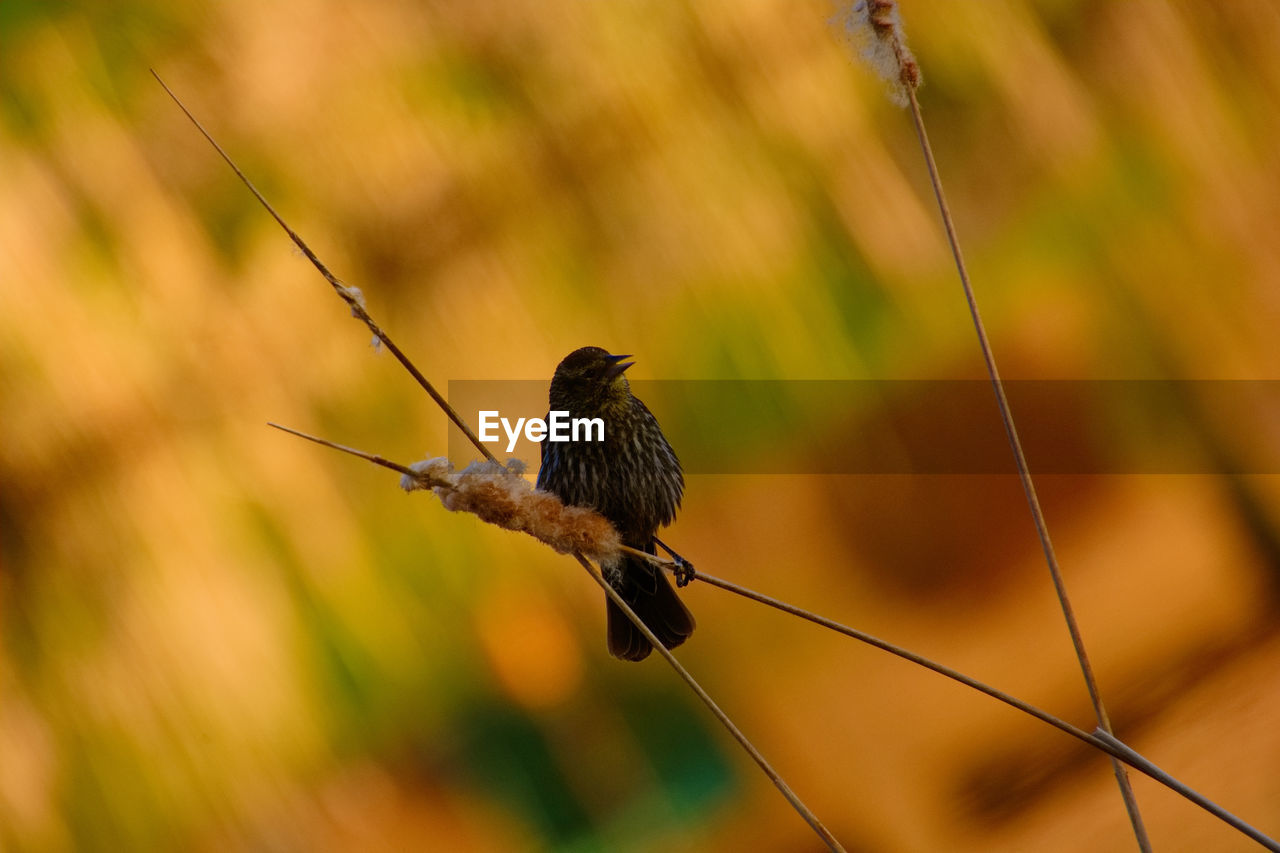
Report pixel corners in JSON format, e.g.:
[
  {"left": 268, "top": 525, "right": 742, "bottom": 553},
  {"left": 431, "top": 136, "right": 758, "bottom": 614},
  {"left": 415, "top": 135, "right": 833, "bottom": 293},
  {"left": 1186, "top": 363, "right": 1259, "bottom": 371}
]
[
  {"left": 673, "top": 556, "right": 695, "bottom": 588},
  {"left": 654, "top": 537, "right": 696, "bottom": 587}
]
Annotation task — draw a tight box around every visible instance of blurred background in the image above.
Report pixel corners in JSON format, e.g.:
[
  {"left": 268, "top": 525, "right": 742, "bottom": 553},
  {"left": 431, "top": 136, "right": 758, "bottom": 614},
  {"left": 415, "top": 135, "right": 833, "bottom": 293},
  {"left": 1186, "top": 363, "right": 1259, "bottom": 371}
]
[{"left": 4, "top": 0, "right": 1280, "bottom": 850}]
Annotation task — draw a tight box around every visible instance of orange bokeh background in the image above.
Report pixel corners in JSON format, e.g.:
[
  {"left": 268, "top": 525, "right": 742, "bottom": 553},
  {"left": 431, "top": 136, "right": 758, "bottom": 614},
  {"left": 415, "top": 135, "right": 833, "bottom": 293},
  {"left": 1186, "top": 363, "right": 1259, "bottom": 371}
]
[{"left": 3, "top": 1, "right": 1280, "bottom": 850}]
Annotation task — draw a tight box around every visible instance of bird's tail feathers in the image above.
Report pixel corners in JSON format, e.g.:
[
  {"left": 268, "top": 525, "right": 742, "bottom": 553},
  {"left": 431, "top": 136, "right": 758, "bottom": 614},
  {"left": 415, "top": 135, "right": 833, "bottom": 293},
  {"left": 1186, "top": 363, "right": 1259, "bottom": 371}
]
[{"left": 606, "top": 554, "right": 694, "bottom": 661}]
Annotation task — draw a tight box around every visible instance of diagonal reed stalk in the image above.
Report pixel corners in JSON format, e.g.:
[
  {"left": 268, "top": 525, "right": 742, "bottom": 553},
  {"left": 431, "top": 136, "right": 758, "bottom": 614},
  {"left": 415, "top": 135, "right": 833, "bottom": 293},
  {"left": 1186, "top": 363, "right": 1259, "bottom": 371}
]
[
  {"left": 157, "top": 70, "right": 1280, "bottom": 851},
  {"left": 841, "top": 1, "right": 1148, "bottom": 845},
  {"left": 903, "top": 80, "right": 1150, "bottom": 849},
  {"left": 150, "top": 71, "right": 497, "bottom": 467},
  {"left": 839, "top": 2, "right": 1151, "bottom": 837},
  {"left": 670, "top": 564, "right": 1276, "bottom": 849},
  {"left": 573, "top": 553, "right": 847, "bottom": 852}
]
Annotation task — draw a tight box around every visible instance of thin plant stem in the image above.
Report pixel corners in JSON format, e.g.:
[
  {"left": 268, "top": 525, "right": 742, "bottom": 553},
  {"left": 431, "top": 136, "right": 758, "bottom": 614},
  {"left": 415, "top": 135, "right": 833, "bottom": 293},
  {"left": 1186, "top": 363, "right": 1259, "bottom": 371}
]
[
  {"left": 267, "top": 422, "right": 422, "bottom": 478},
  {"left": 904, "top": 84, "right": 1151, "bottom": 850},
  {"left": 152, "top": 71, "right": 497, "bottom": 466},
  {"left": 271, "top": 423, "right": 1279, "bottom": 851},
  {"left": 678, "top": 565, "right": 1278, "bottom": 852},
  {"left": 573, "top": 554, "right": 847, "bottom": 853}
]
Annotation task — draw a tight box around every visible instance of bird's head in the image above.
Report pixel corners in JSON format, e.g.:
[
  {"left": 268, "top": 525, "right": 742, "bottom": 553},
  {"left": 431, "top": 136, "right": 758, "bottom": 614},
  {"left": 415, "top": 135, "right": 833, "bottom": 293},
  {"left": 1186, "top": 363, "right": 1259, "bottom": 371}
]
[{"left": 548, "top": 346, "right": 635, "bottom": 414}]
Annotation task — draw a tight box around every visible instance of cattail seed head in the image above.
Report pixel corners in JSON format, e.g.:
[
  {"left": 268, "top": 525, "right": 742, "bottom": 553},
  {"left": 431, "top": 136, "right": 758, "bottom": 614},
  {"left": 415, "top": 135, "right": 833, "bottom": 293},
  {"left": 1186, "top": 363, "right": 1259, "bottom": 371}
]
[
  {"left": 836, "top": 0, "right": 920, "bottom": 106},
  {"left": 401, "top": 457, "right": 622, "bottom": 565}
]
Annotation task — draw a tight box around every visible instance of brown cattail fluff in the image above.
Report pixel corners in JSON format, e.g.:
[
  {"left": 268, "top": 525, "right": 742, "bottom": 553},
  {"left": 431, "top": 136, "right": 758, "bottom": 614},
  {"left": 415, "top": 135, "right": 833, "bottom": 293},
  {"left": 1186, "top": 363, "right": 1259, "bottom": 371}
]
[{"left": 401, "top": 457, "right": 623, "bottom": 565}]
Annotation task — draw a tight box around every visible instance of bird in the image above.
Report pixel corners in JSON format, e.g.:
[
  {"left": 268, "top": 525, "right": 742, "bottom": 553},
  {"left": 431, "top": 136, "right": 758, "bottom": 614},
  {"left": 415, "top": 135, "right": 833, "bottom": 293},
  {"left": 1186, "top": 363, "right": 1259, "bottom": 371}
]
[{"left": 536, "top": 346, "right": 695, "bottom": 661}]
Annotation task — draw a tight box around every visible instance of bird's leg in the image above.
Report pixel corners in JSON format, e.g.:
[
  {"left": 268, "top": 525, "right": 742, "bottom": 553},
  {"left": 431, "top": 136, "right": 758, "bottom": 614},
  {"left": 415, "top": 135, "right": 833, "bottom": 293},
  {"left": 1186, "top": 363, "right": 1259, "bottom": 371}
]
[{"left": 654, "top": 537, "right": 695, "bottom": 587}]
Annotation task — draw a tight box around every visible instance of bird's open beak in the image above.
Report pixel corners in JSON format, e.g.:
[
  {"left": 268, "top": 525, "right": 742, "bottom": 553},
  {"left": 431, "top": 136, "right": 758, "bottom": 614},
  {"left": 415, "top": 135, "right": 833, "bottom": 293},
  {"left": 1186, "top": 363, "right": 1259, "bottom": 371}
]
[{"left": 604, "top": 353, "right": 634, "bottom": 380}]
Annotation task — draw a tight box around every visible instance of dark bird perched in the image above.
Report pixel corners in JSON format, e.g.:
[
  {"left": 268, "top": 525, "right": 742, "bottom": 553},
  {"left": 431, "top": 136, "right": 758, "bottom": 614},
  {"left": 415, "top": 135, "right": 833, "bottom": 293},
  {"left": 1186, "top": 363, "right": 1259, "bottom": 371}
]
[{"left": 536, "top": 346, "right": 694, "bottom": 661}]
